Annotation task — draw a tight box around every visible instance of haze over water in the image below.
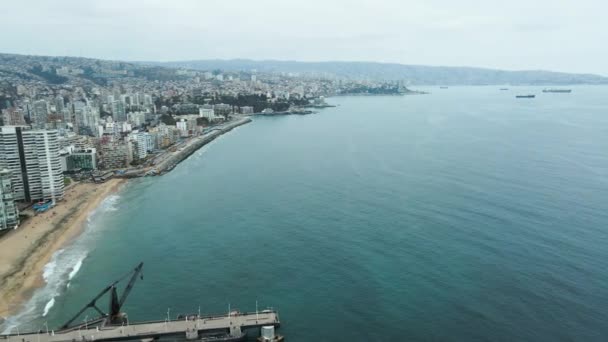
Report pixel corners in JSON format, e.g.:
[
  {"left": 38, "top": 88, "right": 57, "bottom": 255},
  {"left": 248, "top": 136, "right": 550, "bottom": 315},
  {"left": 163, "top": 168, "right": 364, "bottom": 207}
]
[{"left": 7, "top": 86, "right": 608, "bottom": 341}]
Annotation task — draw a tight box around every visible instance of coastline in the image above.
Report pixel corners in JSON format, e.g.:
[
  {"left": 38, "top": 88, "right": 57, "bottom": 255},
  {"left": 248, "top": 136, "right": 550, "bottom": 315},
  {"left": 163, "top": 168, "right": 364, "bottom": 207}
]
[
  {"left": 0, "top": 178, "right": 126, "bottom": 319},
  {"left": 119, "top": 117, "right": 252, "bottom": 178},
  {"left": 153, "top": 117, "right": 252, "bottom": 174},
  {"left": 0, "top": 116, "right": 252, "bottom": 324}
]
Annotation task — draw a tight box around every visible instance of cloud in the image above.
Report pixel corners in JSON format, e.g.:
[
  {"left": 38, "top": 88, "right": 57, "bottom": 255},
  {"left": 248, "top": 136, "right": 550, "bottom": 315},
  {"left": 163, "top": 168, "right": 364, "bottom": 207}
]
[{"left": 1, "top": 0, "right": 607, "bottom": 75}]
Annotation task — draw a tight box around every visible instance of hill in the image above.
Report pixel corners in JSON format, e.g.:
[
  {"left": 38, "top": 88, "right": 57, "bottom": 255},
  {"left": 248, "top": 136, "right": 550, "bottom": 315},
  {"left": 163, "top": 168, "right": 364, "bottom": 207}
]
[{"left": 151, "top": 59, "right": 608, "bottom": 85}]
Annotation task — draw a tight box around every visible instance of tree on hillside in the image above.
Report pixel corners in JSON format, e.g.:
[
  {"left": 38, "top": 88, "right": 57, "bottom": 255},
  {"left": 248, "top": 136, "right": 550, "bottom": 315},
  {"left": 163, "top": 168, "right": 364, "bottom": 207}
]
[{"left": 160, "top": 114, "right": 176, "bottom": 125}]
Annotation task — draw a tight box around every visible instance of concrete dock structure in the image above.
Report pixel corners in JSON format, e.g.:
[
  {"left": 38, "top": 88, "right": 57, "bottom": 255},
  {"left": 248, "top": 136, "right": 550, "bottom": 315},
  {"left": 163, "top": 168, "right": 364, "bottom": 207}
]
[{"left": 0, "top": 310, "right": 280, "bottom": 342}]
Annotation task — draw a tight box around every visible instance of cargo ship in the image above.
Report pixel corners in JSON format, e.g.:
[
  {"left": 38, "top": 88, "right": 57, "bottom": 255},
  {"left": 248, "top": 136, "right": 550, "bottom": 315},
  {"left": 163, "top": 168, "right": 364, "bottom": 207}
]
[
  {"left": 516, "top": 95, "right": 535, "bottom": 98},
  {"left": 543, "top": 89, "right": 572, "bottom": 93}
]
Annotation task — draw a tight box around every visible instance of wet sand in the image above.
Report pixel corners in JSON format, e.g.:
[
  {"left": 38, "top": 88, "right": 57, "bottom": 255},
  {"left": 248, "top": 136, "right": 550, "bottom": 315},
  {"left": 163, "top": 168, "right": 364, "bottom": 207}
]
[{"left": 0, "top": 179, "right": 126, "bottom": 318}]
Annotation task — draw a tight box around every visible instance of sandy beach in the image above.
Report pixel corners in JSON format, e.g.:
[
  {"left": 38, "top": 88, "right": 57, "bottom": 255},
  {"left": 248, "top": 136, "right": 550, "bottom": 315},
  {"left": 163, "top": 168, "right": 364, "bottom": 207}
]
[{"left": 0, "top": 178, "right": 126, "bottom": 318}]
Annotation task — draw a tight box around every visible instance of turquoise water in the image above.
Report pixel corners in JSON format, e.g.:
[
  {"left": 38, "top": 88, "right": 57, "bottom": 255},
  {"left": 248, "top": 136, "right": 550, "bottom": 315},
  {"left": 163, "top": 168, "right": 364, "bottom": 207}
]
[{"left": 5, "top": 86, "right": 608, "bottom": 341}]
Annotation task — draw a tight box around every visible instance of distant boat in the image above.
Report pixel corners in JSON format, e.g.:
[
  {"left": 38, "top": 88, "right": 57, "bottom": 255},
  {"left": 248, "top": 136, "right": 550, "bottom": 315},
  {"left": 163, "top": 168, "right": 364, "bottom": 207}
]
[
  {"left": 500, "top": 88, "right": 509, "bottom": 91},
  {"left": 543, "top": 89, "right": 572, "bottom": 93},
  {"left": 516, "top": 95, "right": 535, "bottom": 98},
  {"left": 439, "top": 86, "right": 448, "bottom": 89}
]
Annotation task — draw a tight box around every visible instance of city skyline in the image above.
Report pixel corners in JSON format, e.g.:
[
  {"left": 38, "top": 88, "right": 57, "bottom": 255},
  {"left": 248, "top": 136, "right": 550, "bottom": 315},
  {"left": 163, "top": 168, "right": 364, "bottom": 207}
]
[{"left": 2, "top": 0, "right": 607, "bottom": 76}]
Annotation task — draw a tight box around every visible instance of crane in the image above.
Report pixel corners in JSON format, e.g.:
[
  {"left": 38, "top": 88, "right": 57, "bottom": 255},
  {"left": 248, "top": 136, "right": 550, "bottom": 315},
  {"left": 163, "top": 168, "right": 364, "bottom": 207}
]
[{"left": 60, "top": 262, "right": 144, "bottom": 330}]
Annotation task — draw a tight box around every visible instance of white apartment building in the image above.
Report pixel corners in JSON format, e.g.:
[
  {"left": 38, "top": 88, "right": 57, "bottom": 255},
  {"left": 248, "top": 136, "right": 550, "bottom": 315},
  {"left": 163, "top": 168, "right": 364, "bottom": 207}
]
[
  {"left": 0, "top": 127, "right": 64, "bottom": 203},
  {"left": 199, "top": 107, "right": 216, "bottom": 120},
  {"left": 0, "top": 169, "right": 19, "bottom": 230}
]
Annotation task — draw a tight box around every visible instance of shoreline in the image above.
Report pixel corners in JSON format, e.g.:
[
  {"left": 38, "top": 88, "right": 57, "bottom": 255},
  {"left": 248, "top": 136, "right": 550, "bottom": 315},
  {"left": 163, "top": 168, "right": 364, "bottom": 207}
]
[
  {"left": 119, "top": 117, "right": 252, "bottom": 178},
  {"left": 0, "top": 178, "right": 126, "bottom": 319},
  {"left": 154, "top": 117, "right": 252, "bottom": 175},
  {"left": 0, "top": 116, "right": 252, "bottom": 323}
]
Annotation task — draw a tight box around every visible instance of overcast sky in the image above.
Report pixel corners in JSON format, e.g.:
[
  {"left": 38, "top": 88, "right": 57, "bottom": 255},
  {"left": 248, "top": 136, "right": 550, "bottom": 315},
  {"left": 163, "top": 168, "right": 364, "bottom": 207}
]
[{"left": 3, "top": 0, "right": 607, "bottom": 75}]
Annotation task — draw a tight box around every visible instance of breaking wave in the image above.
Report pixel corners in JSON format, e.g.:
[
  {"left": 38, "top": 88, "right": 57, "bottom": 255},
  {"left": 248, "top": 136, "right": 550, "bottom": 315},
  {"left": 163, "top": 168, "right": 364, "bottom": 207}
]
[
  {"left": 68, "top": 258, "right": 84, "bottom": 281},
  {"left": 41, "top": 298, "right": 55, "bottom": 317},
  {"left": 0, "top": 194, "right": 122, "bottom": 333}
]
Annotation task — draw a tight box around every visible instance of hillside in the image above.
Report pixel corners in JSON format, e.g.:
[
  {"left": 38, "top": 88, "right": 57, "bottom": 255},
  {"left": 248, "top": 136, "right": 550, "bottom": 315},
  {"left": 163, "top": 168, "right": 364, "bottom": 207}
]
[{"left": 152, "top": 59, "right": 608, "bottom": 85}]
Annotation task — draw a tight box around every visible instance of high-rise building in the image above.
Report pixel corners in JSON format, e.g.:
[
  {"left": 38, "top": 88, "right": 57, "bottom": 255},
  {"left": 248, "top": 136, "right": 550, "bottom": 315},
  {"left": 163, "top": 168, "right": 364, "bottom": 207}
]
[
  {"left": 127, "top": 112, "right": 146, "bottom": 127},
  {"left": 54, "top": 96, "right": 65, "bottom": 113},
  {"left": 99, "top": 140, "right": 133, "bottom": 170},
  {"left": 176, "top": 119, "right": 188, "bottom": 136},
  {"left": 133, "top": 132, "right": 148, "bottom": 159},
  {"left": 0, "top": 127, "right": 65, "bottom": 203},
  {"left": 199, "top": 106, "right": 215, "bottom": 120},
  {"left": 74, "top": 105, "right": 100, "bottom": 135},
  {"left": 143, "top": 94, "right": 153, "bottom": 106},
  {"left": 61, "top": 149, "right": 97, "bottom": 171},
  {"left": 0, "top": 169, "right": 20, "bottom": 230},
  {"left": 32, "top": 100, "right": 49, "bottom": 128},
  {"left": 112, "top": 101, "right": 127, "bottom": 122},
  {"left": 1, "top": 108, "right": 26, "bottom": 126}
]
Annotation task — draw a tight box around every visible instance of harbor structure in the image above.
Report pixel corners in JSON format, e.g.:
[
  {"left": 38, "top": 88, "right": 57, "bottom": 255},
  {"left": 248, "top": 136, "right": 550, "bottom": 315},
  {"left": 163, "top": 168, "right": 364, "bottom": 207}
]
[
  {"left": 0, "top": 262, "right": 282, "bottom": 342},
  {"left": 0, "top": 169, "right": 19, "bottom": 230},
  {"left": 0, "top": 126, "right": 64, "bottom": 203}
]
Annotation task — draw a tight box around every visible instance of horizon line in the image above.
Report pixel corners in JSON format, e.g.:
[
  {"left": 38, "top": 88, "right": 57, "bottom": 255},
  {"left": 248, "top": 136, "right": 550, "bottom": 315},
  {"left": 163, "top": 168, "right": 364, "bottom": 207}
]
[{"left": 1, "top": 51, "right": 606, "bottom": 78}]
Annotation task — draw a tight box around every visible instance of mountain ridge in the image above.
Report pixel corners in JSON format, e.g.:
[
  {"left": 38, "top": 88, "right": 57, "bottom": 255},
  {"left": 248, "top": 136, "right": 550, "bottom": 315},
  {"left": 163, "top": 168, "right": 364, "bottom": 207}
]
[
  {"left": 147, "top": 59, "right": 608, "bottom": 85},
  {"left": 0, "top": 52, "right": 606, "bottom": 86}
]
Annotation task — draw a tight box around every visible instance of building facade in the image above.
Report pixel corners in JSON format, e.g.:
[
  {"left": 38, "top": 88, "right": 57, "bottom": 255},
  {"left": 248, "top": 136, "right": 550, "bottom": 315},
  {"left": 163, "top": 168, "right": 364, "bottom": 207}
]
[
  {"left": 240, "top": 106, "right": 254, "bottom": 114},
  {"left": 111, "top": 101, "right": 127, "bottom": 122},
  {"left": 0, "top": 127, "right": 64, "bottom": 203},
  {"left": 32, "top": 100, "right": 49, "bottom": 128},
  {"left": 63, "top": 148, "right": 97, "bottom": 171},
  {"left": 0, "top": 169, "right": 20, "bottom": 230},
  {"left": 99, "top": 140, "right": 133, "bottom": 169},
  {"left": 199, "top": 106, "right": 215, "bottom": 121}
]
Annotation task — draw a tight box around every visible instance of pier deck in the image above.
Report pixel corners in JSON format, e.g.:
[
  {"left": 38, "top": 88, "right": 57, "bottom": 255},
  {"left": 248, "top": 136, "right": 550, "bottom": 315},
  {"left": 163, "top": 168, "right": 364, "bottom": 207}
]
[{"left": 1, "top": 311, "right": 279, "bottom": 342}]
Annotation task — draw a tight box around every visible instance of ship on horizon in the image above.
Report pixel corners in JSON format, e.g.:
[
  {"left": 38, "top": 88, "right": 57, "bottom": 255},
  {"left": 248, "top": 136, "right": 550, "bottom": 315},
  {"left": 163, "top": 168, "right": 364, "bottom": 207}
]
[
  {"left": 516, "top": 94, "right": 536, "bottom": 98},
  {"left": 543, "top": 88, "right": 572, "bottom": 93}
]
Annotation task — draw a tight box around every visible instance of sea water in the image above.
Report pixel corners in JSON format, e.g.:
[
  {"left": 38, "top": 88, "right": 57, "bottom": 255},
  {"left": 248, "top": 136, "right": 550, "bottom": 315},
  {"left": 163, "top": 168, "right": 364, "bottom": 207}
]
[{"left": 4, "top": 86, "right": 608, "bottom": 341}]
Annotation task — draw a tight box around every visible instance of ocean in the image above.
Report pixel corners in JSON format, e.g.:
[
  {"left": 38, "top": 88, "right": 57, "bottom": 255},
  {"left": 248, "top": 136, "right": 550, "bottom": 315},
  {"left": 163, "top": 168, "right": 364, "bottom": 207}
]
[{"left": 3, "top": 86, "right": 608, "bottom": 341}]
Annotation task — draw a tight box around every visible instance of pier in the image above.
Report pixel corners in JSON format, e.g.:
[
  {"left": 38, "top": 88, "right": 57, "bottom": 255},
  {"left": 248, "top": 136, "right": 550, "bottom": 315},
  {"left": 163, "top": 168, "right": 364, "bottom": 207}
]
[
  {"left": 0, "top": 311, "right": 280, "bottom": 342},
  {"left": 0, "top": 263, "right": 282, "bottom": 342}
]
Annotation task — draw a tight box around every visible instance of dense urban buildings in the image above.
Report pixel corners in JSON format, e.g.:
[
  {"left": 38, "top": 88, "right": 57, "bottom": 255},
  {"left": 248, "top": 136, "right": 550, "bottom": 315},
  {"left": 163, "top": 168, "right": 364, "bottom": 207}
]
[
  {"left": 0, "top": 169, "right": 19, "bottom": 230},
  {"left": 0, "top": 52, "right": 411, "bottom": 218}
]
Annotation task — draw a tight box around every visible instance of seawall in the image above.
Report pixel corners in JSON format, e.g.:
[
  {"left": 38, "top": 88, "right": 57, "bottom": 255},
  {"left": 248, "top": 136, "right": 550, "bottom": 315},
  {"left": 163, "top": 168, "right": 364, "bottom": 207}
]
[{"left": 153, "top": 117, "right": 252, "bottom": 175}]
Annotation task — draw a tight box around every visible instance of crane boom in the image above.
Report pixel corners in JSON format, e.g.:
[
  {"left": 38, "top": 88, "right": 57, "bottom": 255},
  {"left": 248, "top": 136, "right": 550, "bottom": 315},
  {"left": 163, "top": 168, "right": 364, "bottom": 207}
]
[
  {"left": 112, "top": 262, "right": 144, "bottom": 318},
  {"left": 60, "top": 262, "right": 144, "bottom": 330}
]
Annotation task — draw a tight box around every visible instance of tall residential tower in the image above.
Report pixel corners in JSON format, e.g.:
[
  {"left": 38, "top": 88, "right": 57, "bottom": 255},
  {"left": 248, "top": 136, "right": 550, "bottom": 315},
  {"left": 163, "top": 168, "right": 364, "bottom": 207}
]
[
  {"left": 0, "top": 169, "right": 19, "bottom": 230},
  {"left": 0, "top": 127, "right": 64, "bottom": 203}
]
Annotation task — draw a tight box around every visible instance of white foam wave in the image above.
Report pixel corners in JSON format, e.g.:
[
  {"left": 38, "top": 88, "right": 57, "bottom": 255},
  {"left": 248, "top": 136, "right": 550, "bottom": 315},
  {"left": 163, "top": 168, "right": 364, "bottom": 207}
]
[
  {"left": 0, "top": 193, "right": 123, "bottom": 333},
  {"left": 68, "top": 258, "right": 84, "bottom": 281},
  {"left": 98, "top": 194, "right": 120, "bottom": 212},
  {"left": 42, "top": 298, "right": 55, "bottom": 317},
  {"left": 42, "top": 249, "right": 64, "bottom": 282}
]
